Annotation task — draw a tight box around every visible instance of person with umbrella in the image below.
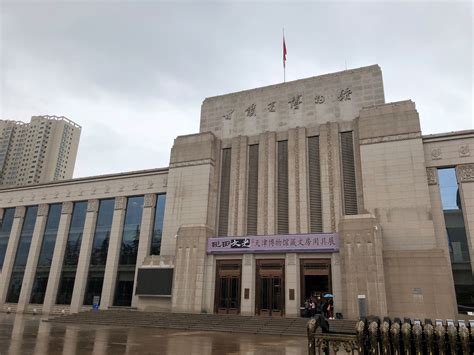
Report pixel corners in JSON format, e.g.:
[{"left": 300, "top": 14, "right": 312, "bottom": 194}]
[{"left": 323, "top": 294, "right": 334, "bottom": 319}]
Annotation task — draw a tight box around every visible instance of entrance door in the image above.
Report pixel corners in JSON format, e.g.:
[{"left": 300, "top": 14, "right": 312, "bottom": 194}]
[
  {"left": 300, "top": 259, "right": 332, "bottom": 306},
  {"left": 256, "top": 259, "right": 285, "bottom": 316},
  {"left": 215, "top": 260, "right": 241, "bottom": 314}
]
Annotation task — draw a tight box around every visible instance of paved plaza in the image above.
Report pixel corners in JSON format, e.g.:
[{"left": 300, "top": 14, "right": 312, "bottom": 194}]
[{"left": 0, "top": 313, "right": 307, "bottom": 355}]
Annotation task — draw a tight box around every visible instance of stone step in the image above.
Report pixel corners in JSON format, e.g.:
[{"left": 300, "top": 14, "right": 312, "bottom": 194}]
[{"left": 47, "top": 310, "right": 356, "bottom": 337}]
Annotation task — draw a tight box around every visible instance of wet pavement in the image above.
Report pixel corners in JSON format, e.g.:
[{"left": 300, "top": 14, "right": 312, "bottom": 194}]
[{"left": 0, "top": 313, "right": 307, "bottom": 355}]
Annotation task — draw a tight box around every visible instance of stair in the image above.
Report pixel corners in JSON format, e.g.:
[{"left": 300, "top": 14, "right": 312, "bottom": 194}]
[{"left": 46, "top": 310, "right": 357, "bottom": 337}]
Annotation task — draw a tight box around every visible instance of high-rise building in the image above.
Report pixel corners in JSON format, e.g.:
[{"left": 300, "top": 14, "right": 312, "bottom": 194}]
[{"left": 0, "top": 115, "right": 81, "bottom": 187}]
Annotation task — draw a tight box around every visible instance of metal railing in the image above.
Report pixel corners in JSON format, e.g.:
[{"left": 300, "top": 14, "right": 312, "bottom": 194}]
[{"left": 307, "top": 317, "right": 474, "bottom": 354}]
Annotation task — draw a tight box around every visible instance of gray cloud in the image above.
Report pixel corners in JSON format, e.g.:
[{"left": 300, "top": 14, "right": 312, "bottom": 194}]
[{"left": 1, "top": 1, "right": 472, "bottom": 177}]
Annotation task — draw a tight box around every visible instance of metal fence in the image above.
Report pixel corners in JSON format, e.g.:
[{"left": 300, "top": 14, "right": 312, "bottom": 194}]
[{"left": 307, "top": 317, "right": 474, "bottom": 354}]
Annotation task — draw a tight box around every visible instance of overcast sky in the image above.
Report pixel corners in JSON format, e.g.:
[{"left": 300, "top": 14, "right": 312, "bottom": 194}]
[{"left": 1, "top": 1, "right": 472, "bottom": 178}]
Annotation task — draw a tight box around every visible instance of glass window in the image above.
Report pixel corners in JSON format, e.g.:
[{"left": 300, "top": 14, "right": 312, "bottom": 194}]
[
  {"left": 56, "top": 201, "right": 87, "bottom": 305},
  {"left": 30, "top": 204, "right": 62, "bottom": 304},
  {"left": 114, "top": 196, "right": 144, "bottom": 306},
  {"left": 150, "top": 194, "right": 166, "bottom": 255},
  {"left": 0, "top": 208, "right": 15, "bottom": 269},
  {"left": 438, "top": 168, "right": 461, "bottom": 210},
  {"left": 83, "top": 199, "right": 114, "bottom": 305},
  {"left": 6, "top": 206, "right": 38, "bottom": 303},
  {"left": 438, "top": 167, "right": 474, "bottom": 308}
]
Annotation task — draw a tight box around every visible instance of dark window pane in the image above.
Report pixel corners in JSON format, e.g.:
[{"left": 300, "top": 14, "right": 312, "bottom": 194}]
[
  {"left": 30, "top": 204, "right": 61, "bottom": 304},
  {"left": 6, "top": 206, "right": 38, "bottom": 303},
  {"left": 0, "top": 208, "right": 15, "bottom": 268},
  {"left": 84, "top": 199, "right": 114, "bottom": 305},
  {"left": 114, "top": 196, "right": 144, "bottom": 306},
  {"left": 150, "top": 194, "right": 166, "bottom": 255},
  {"left": 56, "top": 201, "right": 87, "bottom": 305}
]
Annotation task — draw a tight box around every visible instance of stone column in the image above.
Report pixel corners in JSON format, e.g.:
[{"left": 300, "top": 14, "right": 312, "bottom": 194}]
[
  {"left": 69, "top": 199, "right": 99, "bottom": 313},
  {"left": 62, "top": 327, "right": 79, "bottom": 355},
  {"left": 288, "top": 127, "right": 309, "bottom": 234},
  {"left": 33, "top": 320, "right": 51, "bottom": 355},
  {"left": 240, "top": 253, "right": 255, "bottom": 315},
  {"left": 285, "top": 253, "right": 299, "bottom": 317},
  {"left": 17, "top": 204, "right": 49, "bottom": 312},
  {"left": 201, "top": 253, "right": 215, "bottom": 313},
  {"left": 228, "top": 136, "right": 248, "bottom": 236},
  {"left": 171, "top": 225, "right": 213, "bottom": 313},
  {"left": 0, "top": 206, "right": 25, "bottom": 304},
  {"left": 131, "top": 193, "right": 156, "bottom": 308},
  {"left": 319, "top": 123, "right": 342, "bottom": 233},
  {"left": 100, "top": 196, "right": 126, "bottom": 310},
  {"left": 42, "top": 202, "right": 73, "bottom": 314},
  {"left": 339, "top": 214, "right": 387, "bottom": 319},
  {"left": 257, "top": 132, "right": 276, "bottom": 235}
]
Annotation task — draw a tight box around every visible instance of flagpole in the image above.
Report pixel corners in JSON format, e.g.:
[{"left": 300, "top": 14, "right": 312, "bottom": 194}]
[{"left": 283, "top": 28, "right": 286, "bottom": 83}]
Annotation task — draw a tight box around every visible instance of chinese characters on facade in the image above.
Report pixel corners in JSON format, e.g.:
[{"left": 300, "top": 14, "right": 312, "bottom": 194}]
[
  {"left": 207, "top": 234, "right": 339, "bottom": 253},
  {"left": 223, "top": 88, "right": 352, "bottom": 120}
]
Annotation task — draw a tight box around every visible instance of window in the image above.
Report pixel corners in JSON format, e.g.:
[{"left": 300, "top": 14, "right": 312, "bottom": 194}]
[
  {"left": 6, "top": 206, "right": 38, "bottom": 303},
  {"left": 30, "top": 204, "right": 62, "bottom": 304},
  {"left": 113, "top": 196, "right": 144, "bottom": 306},
  {"left": 56, "top": 201, "right": 87, "bottom": 305},
  {"left": 150, "top": 194, "right": 166, "bottom": 255},
  {"left": 438, "top": 168, "right": 474, "bottom": 307},
  {"left": 83, "top": 199, "right": 114, "bottom": 305},
  {"left": 0, "top": 208, "right": 16, "bottom": 269}
]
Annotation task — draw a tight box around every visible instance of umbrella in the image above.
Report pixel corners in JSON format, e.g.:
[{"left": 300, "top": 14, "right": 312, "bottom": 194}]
[{"left": 323, "top": 293, "right": 334, "bottom": 298}]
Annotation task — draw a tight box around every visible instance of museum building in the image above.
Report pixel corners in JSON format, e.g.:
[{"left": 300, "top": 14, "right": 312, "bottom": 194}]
[{"left": 0, "top": 65, "right": 472, "bottom": 320}]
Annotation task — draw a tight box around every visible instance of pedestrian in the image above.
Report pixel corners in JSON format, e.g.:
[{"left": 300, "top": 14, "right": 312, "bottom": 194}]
[
  {"left": 310, "top": 299, "right": 316, "bottom": 317},
  {"left": 327, "top": 299, "right": 334, "bottom": 319}
]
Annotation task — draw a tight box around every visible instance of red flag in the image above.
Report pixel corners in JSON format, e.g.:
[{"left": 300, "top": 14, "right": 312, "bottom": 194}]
[{"left": 283, "top": 35, "right": 287, "bottom": 68}]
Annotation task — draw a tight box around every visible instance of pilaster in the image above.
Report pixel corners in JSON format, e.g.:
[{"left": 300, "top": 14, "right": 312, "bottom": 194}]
[
  {"left": 0, "top": 207, "right": 25, "bottom": 304},
  {"left": 285, "top": 253, "right": 299, "bottom": 317},
  {"left": 131, "top": 193, "right": 156, "bottom": 308},
  {"left": 69, "top": 199, "right": 99, "bottom": 313},
  {"left": 100, "top": 196, "right": 126, "bottom": 309},
  {"left": 257, "top": 132, "right": 276, "bottom": 235},
  {"left": 240, "top": 253, "right": 255, "bottom": 315},
  {"left": 288, "top": 127, "right": 309, "bottom": 234},
  {"left": 42, "top": 202, "right": 73, "bottom": 314},
  {"left": 17, "top": 204, "right": 49, "bottom": 312},
  {"left": 228, "top": 136, "right": 248, "bottom": 236}
]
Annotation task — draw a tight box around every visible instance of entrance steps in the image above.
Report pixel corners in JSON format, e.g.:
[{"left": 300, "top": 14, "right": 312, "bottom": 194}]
[{"left": 46, "top": 310, "right": 357, "bottom": 337}]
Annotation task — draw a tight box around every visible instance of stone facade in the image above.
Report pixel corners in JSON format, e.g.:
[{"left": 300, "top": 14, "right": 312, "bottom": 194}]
[{"left": 0, "top": 65, "right": 472, "bottom": 320}]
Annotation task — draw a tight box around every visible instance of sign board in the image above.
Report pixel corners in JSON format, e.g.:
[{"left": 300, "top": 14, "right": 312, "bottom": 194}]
[
  {"left": 92, "top": 296, "right": 100, "bottom": 311},
  {"left": 207, "top": 233, "right": 338, "bottom": 254}
]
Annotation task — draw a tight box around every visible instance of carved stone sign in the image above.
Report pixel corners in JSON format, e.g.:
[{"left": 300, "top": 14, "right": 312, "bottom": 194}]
[
  {"left": 222, "top": 109, "right": 234, "bottom": 120},
  {"left": 245, "top": 104, "right": 256, "bottom": 117},
  {"left": 337, "top": 88, "right": 352, "bottom": 101},
  {"left": 288, "top": 95, "right": 303, "bottom": 110},
  {"left": 267, "top": 101, "right": 276, "bottom": 112}
]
